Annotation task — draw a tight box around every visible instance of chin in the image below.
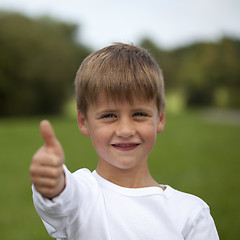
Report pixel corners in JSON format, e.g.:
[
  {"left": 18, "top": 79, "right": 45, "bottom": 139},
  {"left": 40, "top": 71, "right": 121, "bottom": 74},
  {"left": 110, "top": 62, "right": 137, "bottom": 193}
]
[{"left": 111, "top": 159, "right": 143, "bottom": 171}]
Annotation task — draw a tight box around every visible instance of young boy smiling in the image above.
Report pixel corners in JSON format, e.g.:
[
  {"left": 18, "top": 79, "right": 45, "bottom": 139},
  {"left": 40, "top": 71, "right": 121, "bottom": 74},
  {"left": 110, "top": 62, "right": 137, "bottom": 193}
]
[
  {"left": 79, "top": 92, "right": 164, "bottom": 188},
  {"left": 30, "top": 43, "right": 219, "bottom": 239}
]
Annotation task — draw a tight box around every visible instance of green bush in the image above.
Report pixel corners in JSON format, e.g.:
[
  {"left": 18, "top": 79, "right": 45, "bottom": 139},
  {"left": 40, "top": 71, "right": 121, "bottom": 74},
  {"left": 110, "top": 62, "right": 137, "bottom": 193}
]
[{"left": 0, "top": 12, "right": 91, "bottom": 116}]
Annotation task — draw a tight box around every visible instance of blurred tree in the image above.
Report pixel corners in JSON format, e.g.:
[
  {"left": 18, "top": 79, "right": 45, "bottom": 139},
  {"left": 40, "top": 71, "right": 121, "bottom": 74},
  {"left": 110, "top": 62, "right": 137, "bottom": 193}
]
[
  {"left": 140, "top": 37, "right": 240, "bottom": 109},
  {"left": 140, "top": 38, "right": 179, "bottom": 89},
  {"left": 0, "top": 11, "right": 91, "bottom": 116}
]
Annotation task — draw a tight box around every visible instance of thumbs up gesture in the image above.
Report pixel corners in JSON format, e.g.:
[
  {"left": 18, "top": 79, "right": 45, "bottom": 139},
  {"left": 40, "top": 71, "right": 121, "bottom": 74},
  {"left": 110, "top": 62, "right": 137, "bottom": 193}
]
[{"left": 30, "top": 120, "right": 65, "bottom": 199}]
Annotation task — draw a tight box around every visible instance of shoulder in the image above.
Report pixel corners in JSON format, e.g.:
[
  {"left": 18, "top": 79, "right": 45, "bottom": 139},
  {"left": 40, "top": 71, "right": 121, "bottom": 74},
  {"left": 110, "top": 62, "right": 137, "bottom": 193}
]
[
  {"left": 165, "top": 186, "right": 209, "bottom": 209},
  {"left": 72, "top": 167, "right": 93, "bottom": 178},
  {"left": 61, "top": 167, "right": 103, "bottom": 210},
  {"left": 71, "top": 168, "right": 99, "bottom": 189},
  {"left": 164, "top": 185, "right": 210, "bottom": 224},
  {"left": 163, "top": 186, "right": 220, "bottom": 239}
]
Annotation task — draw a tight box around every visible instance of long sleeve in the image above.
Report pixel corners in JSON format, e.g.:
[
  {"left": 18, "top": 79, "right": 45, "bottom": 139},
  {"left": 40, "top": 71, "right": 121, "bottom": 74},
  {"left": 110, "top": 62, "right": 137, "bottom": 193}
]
[
  {"left": 32, "top": 165, "right": 81, "bottom": 239},
  {"left": 32, "top": 168, "right": 219, "bottom": 240}
]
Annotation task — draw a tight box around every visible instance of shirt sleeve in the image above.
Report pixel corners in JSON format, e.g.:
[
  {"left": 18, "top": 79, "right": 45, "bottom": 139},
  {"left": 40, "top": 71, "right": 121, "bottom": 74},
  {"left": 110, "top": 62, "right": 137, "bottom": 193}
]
[
  {"left": 184, "top": 207, "right": 219, "bottom": 240},
  {"left": 32, "top": 165, "right": 81, "bottom": 239}
]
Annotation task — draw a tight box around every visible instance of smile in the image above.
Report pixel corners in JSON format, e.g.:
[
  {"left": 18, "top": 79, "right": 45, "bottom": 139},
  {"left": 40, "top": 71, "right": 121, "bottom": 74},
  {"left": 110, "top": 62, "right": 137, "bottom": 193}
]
[{"left": 111, "top": 143, "right": 140, "bottom": 151}]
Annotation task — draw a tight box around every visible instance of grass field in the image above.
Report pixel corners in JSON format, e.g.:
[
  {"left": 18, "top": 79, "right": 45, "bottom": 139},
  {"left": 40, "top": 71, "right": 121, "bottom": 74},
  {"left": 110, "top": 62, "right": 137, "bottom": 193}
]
[{"left": 0, "top": 109, "right": 239, "bottom": 239}]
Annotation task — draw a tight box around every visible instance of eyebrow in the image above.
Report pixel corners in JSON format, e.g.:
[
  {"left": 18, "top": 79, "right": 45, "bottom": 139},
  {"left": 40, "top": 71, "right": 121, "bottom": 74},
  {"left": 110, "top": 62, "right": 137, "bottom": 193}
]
[
  {"left": 95, "top": 107, "right": 153, "bottom": 116},
  {"left": 94, "top": 109, "right": 118, "bottom": 117},
  {"left": 131, "top": 107, "right": 153, "bottom": 113}
]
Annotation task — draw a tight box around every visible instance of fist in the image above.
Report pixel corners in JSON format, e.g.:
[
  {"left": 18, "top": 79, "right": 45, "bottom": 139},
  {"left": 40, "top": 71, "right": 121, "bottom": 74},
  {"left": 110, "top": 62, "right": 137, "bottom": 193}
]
[{"left": 30, "top": 120, "right": 65, "bottom": 199}]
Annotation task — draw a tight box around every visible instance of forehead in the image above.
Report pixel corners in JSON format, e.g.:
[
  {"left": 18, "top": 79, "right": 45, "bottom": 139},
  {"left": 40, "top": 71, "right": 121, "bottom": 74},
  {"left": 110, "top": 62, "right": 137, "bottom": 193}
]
[{"left": 89, "top": 93, "right": 157, "bottom": 111}]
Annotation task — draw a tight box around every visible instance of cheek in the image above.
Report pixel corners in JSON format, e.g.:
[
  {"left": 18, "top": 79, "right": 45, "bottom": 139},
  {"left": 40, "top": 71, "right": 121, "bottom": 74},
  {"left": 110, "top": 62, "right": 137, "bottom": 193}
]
[
  {"left": 141, "top": 125, "right": 158, "bottom": 146},
  {"left": 142, "top": 122, "right": 158, "bottom": 137},
  {"left": 89, "top": 127, "right": 112, "bottom": 150}
]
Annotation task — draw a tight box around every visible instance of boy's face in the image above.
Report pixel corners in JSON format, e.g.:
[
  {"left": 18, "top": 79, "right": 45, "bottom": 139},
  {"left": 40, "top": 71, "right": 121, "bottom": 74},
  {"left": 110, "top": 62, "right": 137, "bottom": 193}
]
[{"left": 78, "top": 93, "right": 165, "bottom": 177}]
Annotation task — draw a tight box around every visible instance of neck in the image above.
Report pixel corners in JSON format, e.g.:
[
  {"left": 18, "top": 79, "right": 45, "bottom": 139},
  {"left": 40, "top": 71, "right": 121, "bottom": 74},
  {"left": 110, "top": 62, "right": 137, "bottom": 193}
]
[{"left": 96, "top": 162, "right": 160, "bottom": 189}]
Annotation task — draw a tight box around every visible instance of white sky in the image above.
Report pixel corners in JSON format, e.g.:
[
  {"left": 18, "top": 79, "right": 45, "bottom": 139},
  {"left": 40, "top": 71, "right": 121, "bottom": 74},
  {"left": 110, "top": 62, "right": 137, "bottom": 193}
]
[{"left": 1, "top": 0, "right": 240, "bottom": 50}]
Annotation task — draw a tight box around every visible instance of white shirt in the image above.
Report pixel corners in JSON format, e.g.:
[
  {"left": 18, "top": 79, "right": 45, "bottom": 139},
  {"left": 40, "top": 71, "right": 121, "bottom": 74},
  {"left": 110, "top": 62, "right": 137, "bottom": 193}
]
[{"left": 32, "top": 166, "right": 219, "bottom": 240}]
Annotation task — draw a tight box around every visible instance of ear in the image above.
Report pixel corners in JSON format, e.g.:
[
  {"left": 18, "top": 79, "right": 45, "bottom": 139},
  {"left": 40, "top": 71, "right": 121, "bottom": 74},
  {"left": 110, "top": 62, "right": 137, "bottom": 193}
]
[
  {"left": 77, "top": 110, "right": 90, "bottom": 136},
  {"left": 157, "top": 111, "right": 165, "bottom": 134}
]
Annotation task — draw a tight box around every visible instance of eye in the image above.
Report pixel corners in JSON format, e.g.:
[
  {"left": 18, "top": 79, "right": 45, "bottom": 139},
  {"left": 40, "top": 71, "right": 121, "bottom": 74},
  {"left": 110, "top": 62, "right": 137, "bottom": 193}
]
[
  {"left": 99, "top": 113, "right": 118, "bottom": 122},
  {"left": 132, "top": 112, "right": 148, "bottom": 118},
  {"left": 101, "top": 113, "right": 117, "bottom": 119}
]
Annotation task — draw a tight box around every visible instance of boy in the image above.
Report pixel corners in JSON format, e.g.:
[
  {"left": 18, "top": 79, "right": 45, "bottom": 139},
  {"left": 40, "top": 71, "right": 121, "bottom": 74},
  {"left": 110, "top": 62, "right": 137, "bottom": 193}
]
[{"left": 30, "top": 43, "right": 219, "bottom": 239}]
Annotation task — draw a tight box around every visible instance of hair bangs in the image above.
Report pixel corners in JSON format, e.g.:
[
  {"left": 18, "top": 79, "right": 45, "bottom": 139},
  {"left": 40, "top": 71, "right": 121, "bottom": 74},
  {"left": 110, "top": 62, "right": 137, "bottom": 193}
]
[
  {"left": 75, "top": 43, "right": 165, "bottom": 117},
  {"left": 88, "top": 57, "right": 159, "bottom": 106}
]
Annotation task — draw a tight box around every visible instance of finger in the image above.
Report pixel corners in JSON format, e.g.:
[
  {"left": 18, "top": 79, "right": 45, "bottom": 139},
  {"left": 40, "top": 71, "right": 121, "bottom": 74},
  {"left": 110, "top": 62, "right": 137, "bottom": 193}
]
[
  {"left": 40, "top": 120, "right": 58, "bottom": 148},
  {"left": 33, "top": 185, "right": 58, "bottom": 199},
  {"left": 30, "top": 164, "right": 63, "bottom": 178},
  {"left": 32, "top": 151, "right": 62, "bottom": 166},
  {"left": 33, "top": 175, "right": 65, "bottom": 199},
  {"left": 32, "top": 176, "right": 59, "bottom": 188}
]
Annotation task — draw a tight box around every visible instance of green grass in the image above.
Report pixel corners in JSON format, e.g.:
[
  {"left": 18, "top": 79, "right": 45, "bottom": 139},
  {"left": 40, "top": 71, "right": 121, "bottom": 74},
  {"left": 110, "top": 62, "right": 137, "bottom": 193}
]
[{"left": 0, "top": 110, "right": 239, "bottom": 239}]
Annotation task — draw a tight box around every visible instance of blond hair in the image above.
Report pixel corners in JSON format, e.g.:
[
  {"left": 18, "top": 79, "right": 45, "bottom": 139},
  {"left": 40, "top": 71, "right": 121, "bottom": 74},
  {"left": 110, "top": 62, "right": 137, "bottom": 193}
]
[{"left": 75, "top": 43, "right": 165, "bottom": 116}]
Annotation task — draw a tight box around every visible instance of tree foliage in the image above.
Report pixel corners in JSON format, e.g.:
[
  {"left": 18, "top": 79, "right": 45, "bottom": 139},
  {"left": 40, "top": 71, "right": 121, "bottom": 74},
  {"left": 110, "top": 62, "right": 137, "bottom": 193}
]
[
  {"left": 1, "top": 11, "right": 239, "bottom": 116},
  {"left": 140, "top": 37, "right": 240, "bottom": 109},
  {"left": 0, "top": 11, "right": 91, "bottom": 116}
]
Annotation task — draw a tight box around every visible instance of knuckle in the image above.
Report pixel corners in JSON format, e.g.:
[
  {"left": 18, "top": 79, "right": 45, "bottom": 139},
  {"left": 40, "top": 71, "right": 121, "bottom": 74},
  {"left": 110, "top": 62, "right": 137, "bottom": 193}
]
[
  {"left": 32, "top": 149, "right": 43, "bottom": 161},
  {"left": 35, "top": 182, "right": 54, "bottom": 193},
  {"left": 52, "top": 166, "right": 63, "bottom": 178},
  {"left": 51, "top": 179, "right": 58, "bottom": 187},
  {"left": 29, "top": 165, "right": 37, "bottom": 175},
  {"left": 57, "top": 166, "right": 64, "bottom": 175},
  {"left": 47, "top": 178, "right": 57, "bottom": 187},
  {"left": 46, "top": 179, "right": 55, "bottom": 188},
  {"left": 32, "top": 153, "right": 44, "bottom": 165},
  {"left": 51, "top": 168, "right": 59, "bottom": 178},
  {"left": 31, "top": 155, "right": 38, "bottom": 164},
  {"left": 30, "top": 176, "right": 37, "bottom": 184},
  {"left": 50, "top": 156, "right": 60, "bottom": 166},
  {"left": 31, "top": 177, "right": 42, "bottom": 186}
]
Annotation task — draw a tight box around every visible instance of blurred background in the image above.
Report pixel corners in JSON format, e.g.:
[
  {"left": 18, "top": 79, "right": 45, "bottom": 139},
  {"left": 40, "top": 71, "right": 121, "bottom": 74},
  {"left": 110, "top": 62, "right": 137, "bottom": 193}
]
[{"left": 0, "top": 0, "right": 239, "bottom": 239}]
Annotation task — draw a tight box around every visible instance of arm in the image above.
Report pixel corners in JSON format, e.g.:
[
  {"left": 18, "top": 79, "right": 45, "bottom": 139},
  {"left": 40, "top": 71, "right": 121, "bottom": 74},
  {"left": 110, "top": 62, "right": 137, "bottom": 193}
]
[
  {"left": 30, "top": 120, "right": 65, "bottom": 199},
  {"left": 32, "top": 164, "right": 81, "bottom": 238},
  {"left": 30, "top": 120, "right": 71, "bottom": 238},
  {"left": 30, "top": 121, "right": 101, "bottom": 239}
]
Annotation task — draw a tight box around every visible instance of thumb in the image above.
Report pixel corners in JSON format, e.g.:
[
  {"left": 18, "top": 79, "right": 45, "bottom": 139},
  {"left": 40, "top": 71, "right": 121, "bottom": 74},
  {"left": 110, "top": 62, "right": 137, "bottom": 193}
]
[{"left": 40, "top": 120, "right": 59, "bottom": 149}]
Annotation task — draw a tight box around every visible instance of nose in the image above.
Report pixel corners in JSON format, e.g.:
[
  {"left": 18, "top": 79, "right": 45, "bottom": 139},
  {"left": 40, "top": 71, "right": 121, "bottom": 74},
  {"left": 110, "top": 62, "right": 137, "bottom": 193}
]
[{"left": 115, "top": 117, "right": 136, "bottom": 138}]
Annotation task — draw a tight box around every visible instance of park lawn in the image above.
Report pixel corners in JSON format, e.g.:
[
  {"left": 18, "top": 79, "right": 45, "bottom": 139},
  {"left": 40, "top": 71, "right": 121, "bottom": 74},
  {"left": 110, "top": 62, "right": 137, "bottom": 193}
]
[{"left": 0, "top": 110, "right": 239, "bottom": 240}]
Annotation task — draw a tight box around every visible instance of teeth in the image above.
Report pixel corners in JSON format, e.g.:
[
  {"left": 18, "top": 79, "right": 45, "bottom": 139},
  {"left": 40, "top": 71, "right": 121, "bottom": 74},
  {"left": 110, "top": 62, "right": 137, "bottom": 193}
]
[{"left": 113, "top": 143, "right": 139, "bottom": 147}]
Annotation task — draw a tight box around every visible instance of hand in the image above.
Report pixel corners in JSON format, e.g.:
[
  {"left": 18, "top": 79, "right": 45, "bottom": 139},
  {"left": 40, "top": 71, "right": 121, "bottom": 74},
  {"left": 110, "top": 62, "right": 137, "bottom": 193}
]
[{"left": 30, "top": 120, "right": 65, "bottom": 199}]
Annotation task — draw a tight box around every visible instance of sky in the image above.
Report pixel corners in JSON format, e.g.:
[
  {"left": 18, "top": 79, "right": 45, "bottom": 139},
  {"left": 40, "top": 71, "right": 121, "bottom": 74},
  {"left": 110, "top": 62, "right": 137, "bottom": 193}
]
[{"left": 1, "top": 0, "right": 240, "bottom": 50}]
